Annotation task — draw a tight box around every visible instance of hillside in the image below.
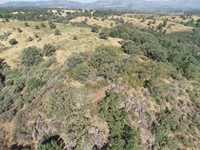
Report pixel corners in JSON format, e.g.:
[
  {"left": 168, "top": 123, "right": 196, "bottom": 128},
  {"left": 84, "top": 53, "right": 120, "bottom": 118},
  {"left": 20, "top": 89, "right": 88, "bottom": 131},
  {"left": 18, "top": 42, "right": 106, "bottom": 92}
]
[{"left": 0, "top": 8, "right": 200, "bottom": 150}]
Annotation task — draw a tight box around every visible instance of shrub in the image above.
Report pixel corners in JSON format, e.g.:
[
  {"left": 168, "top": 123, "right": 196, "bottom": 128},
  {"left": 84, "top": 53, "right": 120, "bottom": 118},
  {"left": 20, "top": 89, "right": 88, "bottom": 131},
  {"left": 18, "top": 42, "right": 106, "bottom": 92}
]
[
  {"left": 9, "top": 38, "right": 18, "bottom": 45},
  {"left": 35, "top": 25, "right": 40, "bottom": 29},
  {"left": 49, "top": 22, "right": 56, "bottom": 29},
  {"left": 43, "top": 44, "right": 56, "bottom": 56},
  {"left": 89, "top": 46, "right": 119, "bottom": 80},
  {"left": 122, "top": 41, "right": 140, "bottom": 54},
  {"left": 41, "top": 23, "right": 46, "bottom": 28},
  {"left": 17, "top": 28, "right": 22, "bottom": 33},
  {"left": 24, "top": 22, "right": 29, "bottom": 27},
  {"left": 26, "top": 77, "right": 44, "bottom": 92},
  {"left": 91, "top": 24, "right": 100, "bottom": 33},
  {"left": 163, "top": 19, "right": 168, "bottom": 27},
  {"left": 54, "top": 29, "right": 61, "bottom": 35},
  {"left": 65, "top": 53, "right": 83, "bottom": 70},
  {"left": 98, "top": 90, "right": 141, "bottom": 150},
  {"left": 20, "top": 46, "right": 43, "bottom": 66},
  {"left": 141, "top": 43, "right": 167, "bottom": 62},
  {"left": 72, "top": 64, "right": 91, "bottom": 82},
  {"left": 73, "top": 35, "right": 78, "bottom": 40},
  {"left": 157, "top": 23, "right": 163, "bottom": 31},
  {"left": 34, "top": 33, "right": 39, "bottom": 38},
  {"left": 27, "top": 36, "right": 33, "bottom": 42},
  {"left": 99, "top": 28, "right": 110, "bottom": 40}
]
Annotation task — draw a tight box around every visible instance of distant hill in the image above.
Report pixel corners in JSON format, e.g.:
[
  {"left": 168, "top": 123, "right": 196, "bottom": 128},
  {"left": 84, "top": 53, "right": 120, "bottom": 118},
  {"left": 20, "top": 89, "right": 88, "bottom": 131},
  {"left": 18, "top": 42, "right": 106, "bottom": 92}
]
[{"left": 1, "top": 0, "right": 200, "bottom": 10}]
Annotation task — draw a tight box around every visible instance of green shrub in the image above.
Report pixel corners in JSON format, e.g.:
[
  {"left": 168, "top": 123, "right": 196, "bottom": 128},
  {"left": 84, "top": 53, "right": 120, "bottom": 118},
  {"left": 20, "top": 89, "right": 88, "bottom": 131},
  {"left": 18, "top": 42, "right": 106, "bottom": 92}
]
[
  {"left": 122, "top": 41, "right": 140, "bottom": 54},
  {"left": 34, "top": 33, "right": 39, "bottom": 38},
  {"left": 72, "top": 64, "right": 91, "bottom": 82},
  {"left": 20, "top": 46, "right": 43, "bottom": 66},
  {"left": 99, "top": 28, "right": 110, "bottom": 40},
  {"left": 41, "top": 23, "right": 46, "bottom": 28},
  {"left": 65, "top": 53, "right": 83, "bottom": 70},
  {"left": 73, "top": 35, "right": 78, "bottom": 40},
  {"left": 9, "top": 38, "right": 18, "bottom": 45},
  {"left": 141, "top": 43, "right": 167, "bottom": 62},
  {"left": 38, "top": 140, "right": 62, "bottom": 150},
  {"left": 49, "top": 22, "right": 56, "bottom": 29},
  {"left": 43, "top": 44, "right": 56, "bottom": 56},
  {"left": 151, "top": 110, "right": 180, "bottom": 149},
  {"left": 98, "top": 90, "right": 141, "bottom": 150},
  {"left": 91, "top": 24, "right": 100, "bottom": 33},
  {"left": 27, "top": 36, "right": 33, "bottom": 42},
  {"left": 24, "top": 22, "right": 29, "bottom": 27},
  {"left": 35, "top": 25, "right": 40, "bottom": 29},
  {"left": 17, "top": 28, "right": 22, "bottom": 33},
  {"left": 54, "top": 29, "right": 61, "bottom": 35},
  {"left": 26, "top": 77, "right": 44, "bottom": 92},
  {"left": 89, "top": 46, "right": 119, "bottom": 80}
]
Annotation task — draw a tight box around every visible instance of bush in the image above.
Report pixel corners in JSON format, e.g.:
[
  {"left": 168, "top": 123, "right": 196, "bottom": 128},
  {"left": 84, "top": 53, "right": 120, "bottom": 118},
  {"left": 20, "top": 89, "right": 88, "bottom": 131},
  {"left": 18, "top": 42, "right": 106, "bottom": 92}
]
[
  {"left": 73, "top": 35, "right": 78, "bottom": 40},
  {"left": 98, "top": 90, "right": 141, "bottom": 150},
  {"left": 34, "top": 33, "right": 39, "bottom": 38},
  {"left": 20, "top": 46, "right": 43, "bottom": 66},
  {"left": 141, "top": 43, "right": 167, "bottom": 62},
  {"left": 91, "top": 24, "right": 100, "bottom": 33},
  {"left": 99, "top": 28, "right": 110, "bottom": 40},
  {"left": 122, "top": 41, "right": 140, "bottom": 54},
  {"left": 35, "top": 25, "right": 40, "bottom": 29},
  {"left": 27, "top": 36, "right": 33, "bottom": 42},
  {"left": 9, "top": 38, "right": 18, "bottom": 45},
  {"left": 89, "top": 46, "right": 119, "bottom": 80},
  {"left": 26, "top": 77, "right": 44, "bottom": 92},
  {"left": 49, "top": 22, "right": 56, "bottom": 29},
  {"left": 65, "top": 53, "right": 83, "bottom": 70},
  {"left": 72, "top": 64, "right": 91, "bottom": 82},
  {"left": 41, "top": 23, "right": 46, "bottom": 28},
  {"left": 43, "top": 44, "right": 56, "bottom": 56},
  {"left": 24, "top": 22, "right": 29, "bottom": 27},
  {"left": 54, "top": 29, "right": 61, "bottom": 35},
  {"left": 17, "top": 28, "right": 22, "bottom": 33}
]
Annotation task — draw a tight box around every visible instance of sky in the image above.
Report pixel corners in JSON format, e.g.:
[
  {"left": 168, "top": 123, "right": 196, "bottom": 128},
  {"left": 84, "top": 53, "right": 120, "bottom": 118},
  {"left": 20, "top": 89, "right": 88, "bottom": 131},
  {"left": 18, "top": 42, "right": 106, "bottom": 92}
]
[{"left": 0, "top": 0, "right": 97, "bottom": 4}]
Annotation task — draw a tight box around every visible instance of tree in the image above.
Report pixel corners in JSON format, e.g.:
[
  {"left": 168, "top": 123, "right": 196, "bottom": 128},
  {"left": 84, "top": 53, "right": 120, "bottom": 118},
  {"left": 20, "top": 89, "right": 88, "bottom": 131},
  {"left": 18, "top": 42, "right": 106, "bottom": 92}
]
[
  {"left": 9, "top": 38, "right": 18, "bottom": 45},
  {"left": 43, "top": 44, "right": 56, "bottom": 56},
  {"left": 20, "top": 46, "right": 43, "bottom": 66}
]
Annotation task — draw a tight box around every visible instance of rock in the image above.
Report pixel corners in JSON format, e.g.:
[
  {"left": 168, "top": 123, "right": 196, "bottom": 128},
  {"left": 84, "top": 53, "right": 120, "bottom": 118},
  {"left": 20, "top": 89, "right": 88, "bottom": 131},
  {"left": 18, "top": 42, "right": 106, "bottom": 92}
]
[
  {"left": 32, "top": 129, "right": 38, "bottom": 140},
  {"left": 88, "top": 126, "right": 107, "bottom": 149}
]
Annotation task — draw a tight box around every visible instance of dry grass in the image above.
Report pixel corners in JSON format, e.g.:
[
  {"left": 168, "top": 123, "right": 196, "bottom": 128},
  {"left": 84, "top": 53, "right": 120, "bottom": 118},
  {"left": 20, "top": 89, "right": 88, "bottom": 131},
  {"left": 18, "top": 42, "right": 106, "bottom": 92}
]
[
  {"left": 122, "top": 13, "right": 194, "bottom": 33},
  {"left": 70, "top": 16, "right": 115, "bottom": 28},
  {"left": 0, "top": 20, "right": 120, "bottom": 68}
]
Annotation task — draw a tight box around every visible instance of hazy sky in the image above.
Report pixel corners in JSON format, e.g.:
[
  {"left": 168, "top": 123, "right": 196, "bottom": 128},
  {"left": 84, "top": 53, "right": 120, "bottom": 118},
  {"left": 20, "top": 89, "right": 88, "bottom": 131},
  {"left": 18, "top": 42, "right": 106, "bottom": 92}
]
[{"left": 0, "top": 0, "right": 97, "bottom": 4}]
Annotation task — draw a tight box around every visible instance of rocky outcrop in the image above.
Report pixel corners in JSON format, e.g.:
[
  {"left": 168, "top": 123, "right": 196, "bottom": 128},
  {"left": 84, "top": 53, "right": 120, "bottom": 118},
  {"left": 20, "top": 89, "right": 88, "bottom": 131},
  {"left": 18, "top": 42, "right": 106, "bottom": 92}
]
[
  {"left": 32, "top": 115, "right": 62, "bottom": 141},
  {"left": 125, "top": 89, "right": 155, "bottom": 149}
]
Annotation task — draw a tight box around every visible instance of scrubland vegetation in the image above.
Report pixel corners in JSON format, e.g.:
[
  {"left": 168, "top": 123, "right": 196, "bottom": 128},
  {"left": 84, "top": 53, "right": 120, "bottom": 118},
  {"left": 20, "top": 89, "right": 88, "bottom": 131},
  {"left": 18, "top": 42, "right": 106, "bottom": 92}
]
[{"left": 0, "top": 8, "right": 200, "bottom": 150}]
